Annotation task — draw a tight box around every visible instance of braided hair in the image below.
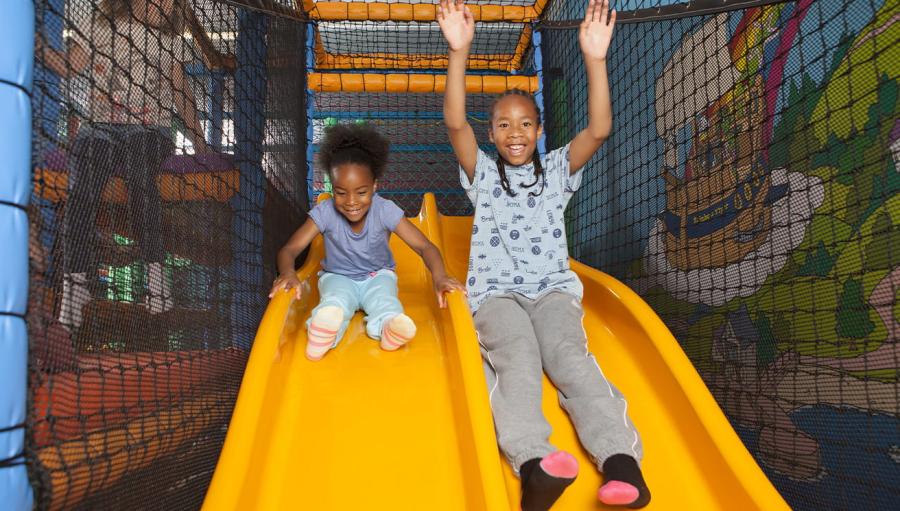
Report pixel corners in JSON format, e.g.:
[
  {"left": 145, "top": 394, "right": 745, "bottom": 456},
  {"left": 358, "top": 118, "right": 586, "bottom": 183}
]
[
  {"left": 318, "top": 123, "right": 390, "bottom": 180},
  {"left": 490, "top": 89, "right": 546, "bottom": 198}
]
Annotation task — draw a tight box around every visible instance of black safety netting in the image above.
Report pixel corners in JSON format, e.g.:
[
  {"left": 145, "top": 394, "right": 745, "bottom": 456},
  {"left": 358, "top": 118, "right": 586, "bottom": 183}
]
[
  {"left": 541, "top": 1, "right": 899, "bottom": 510},
  {"left": 29, "top": 0, "right": 306, "bottom": 508},
  {"left": 308, "top": 91, "right": 500, "bottom": 216},
  {"left": 315, "top": 21, "right": 530, "bottom": 71},
  {"left": 23, "top": 0, "right": 900, "bottom": 509},
  {"left": 304, "top": 0, "right": 540, "bottom": 218}
]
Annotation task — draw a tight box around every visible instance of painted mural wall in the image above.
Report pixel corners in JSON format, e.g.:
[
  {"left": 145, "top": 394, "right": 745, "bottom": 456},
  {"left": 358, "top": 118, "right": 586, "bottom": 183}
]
[{"left": 544, "top": 1, "right": 899, "bottom": 509}]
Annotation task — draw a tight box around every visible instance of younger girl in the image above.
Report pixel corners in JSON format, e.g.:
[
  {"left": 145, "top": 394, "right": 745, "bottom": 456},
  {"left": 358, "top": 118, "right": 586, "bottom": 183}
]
[
  {"left": 270, "top": 123, "right": 464, "bottom": 360},
  {"left": 438, "top": 0, "right": 650, "bottom": 509}
]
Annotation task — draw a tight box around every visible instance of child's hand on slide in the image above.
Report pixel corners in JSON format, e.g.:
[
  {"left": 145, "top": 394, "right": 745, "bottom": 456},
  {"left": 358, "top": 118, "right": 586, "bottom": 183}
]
[
  {"left": 434, "top": 275, "right": 467, "bottom": 308},
  {"left": 437, "top": 0, "right": 475, "bottom": 51},
  {"left": 580, "top": 0, "right": 616, "bottom": 61},
  {"left": 270, "top": 273, "right": 303, "bottom": 300}
]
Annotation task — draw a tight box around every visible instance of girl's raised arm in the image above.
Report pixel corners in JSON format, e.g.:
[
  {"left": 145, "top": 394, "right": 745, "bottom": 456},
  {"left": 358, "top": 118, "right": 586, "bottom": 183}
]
[
  {"left": 438, "top": 0, "right": 479, "bottom": 181},
  {"left": 568, "top": 0, "right": 616, "bottom": 174}
]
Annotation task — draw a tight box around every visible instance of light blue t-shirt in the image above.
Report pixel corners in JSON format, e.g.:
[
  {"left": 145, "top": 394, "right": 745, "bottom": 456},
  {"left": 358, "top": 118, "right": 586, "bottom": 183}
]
[
  {"left": 308, "top": 194, "right": 405, "bottom": 280},
  {"left": 460, "top": 144, "right": 585, "bottom": 312}
]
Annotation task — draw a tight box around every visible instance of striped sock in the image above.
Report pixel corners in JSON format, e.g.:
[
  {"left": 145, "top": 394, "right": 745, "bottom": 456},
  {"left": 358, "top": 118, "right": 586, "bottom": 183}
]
[
  {"left": 306, "top": 305, "right": 343, "bottom": 361},
  {"left": 380, "top": 314, "right": 416, "bottom": 351}
]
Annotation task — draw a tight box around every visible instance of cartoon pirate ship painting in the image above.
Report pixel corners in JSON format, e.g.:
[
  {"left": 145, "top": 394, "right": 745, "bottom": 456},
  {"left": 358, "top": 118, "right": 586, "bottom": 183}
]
[
  {"left": 656, "top": 14, "right": 777, "bottom": 270},
  {"left": 643, "top": 12, "right": 824, "bottom": 306}
]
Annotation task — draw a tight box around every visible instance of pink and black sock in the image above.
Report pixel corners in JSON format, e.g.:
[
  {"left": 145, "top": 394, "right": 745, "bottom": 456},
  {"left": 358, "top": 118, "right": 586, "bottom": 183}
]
[
  {"left": 520, "top": 451, "right": 578, "bottom": 511},
  {"left": 598, "top": 454, "right": 651, "bottom": 509}
]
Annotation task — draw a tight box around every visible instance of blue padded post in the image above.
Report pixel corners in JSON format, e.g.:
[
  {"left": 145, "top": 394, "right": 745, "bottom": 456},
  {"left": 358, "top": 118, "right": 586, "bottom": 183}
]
[
  {"left": 0, "top": 1, "right": 35, "bottom": 509},
  {"left": 305, "top": 23, "right": 316, "bottom": 205},
  {"left": 31, "top": 0, "right": 65, "bottom": 351},
  {"left": 35, "top": 0, "right": 64, "bottom": 149},
  {"left": 230, "top": 11, "right": 268, "bottom": 348},
  {"left": 533, "top": 24, "right": 547, "bottom": 155},
  {"left": 208, "top": 71, "right": 226, "bottom": 152}
]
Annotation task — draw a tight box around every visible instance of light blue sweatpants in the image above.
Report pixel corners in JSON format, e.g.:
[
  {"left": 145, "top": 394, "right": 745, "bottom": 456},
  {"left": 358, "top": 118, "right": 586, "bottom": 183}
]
[{"left": 308, "top": 269, "right": 404, "bottom": 344}]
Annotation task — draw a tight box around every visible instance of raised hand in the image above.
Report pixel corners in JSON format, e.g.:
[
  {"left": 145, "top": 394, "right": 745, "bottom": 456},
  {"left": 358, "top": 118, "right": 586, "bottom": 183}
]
[
  {"left": 579, "top": 0, "right": 616, "bottom": 61},
  {"left": 437, "top": 0, "right": 475, "bottom": 52}
]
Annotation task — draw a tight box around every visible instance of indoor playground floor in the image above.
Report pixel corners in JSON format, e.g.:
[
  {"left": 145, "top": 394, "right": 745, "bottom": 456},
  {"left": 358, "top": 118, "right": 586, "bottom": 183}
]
[{"left": 200, "top": 194, "right": 789, "bottom": 511}]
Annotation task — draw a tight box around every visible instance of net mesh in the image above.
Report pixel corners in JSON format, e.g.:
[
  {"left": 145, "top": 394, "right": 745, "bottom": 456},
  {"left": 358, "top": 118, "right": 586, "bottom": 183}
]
[
  {"left": 543, "top": 1, "right": 899, "bottom": 509},
  {"left": 303, "top": 0, "right": 538, "bottom": 217},
  {"left": 315, "top": 21, "right": 530, "bottom": 70},
  {"left": 309, "top": 91, "right": 499, "bottom": 215},
  {"left": 23, "top": 0, "right": 900, "bottom": 510},
  {"left": 29, "top": 0, "right": 306, "bottom": 508}
]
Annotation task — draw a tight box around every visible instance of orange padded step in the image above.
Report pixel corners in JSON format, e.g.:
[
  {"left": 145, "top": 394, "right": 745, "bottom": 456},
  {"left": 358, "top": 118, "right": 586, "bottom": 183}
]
[{"left": 34, "top": 152, "right": 239, "bottom": 203}]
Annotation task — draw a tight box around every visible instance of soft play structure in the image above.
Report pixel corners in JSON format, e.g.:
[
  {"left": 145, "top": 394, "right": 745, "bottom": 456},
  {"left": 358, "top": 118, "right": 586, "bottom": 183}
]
[{"left": 2, "top": 0, "right": 897, "bottom": 510}]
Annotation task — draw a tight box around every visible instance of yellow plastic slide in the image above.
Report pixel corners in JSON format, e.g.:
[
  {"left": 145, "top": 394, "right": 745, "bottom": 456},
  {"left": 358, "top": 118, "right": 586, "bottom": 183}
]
[{"left": 202, "top": 194, "right": 789, "bottom": 510}]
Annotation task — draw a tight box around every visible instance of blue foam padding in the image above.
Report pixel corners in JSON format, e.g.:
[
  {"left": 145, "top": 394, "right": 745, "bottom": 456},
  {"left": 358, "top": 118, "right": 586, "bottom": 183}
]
[
  {"left": 0, "top": 1, "right": 34, "bottom": 89},
  {"left": 0, "top": 2, "right": 35, "bottom": 508}
]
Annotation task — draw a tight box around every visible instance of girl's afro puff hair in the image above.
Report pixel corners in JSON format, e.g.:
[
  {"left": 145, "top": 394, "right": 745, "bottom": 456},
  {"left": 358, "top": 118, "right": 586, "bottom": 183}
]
[{"left": 318, "top": 123, "right": 390, "bottom": 179}]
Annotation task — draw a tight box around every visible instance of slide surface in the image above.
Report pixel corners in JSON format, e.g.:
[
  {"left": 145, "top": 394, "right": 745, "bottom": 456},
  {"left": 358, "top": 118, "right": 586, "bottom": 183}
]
[{"left": 202, "top": 194, "right": 789, "bottom": 510}]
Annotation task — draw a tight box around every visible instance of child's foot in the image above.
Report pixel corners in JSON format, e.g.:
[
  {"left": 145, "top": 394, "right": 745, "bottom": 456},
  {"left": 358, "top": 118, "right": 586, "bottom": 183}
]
[
  {"left": 598, "top": 454, "right": 651, "bottom": 508},
  {"left": 380, "top": 314, "right": 416, "bottom": 351},
  {"left": 520, "top": 451, "right": 578, "bottom": 511},
  {"left": 307, "top": 306, "right": 343, "bottom": 360}
]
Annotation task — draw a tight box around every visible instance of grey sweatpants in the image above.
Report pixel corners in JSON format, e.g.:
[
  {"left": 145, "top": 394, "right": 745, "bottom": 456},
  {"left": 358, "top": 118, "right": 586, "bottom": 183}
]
[{"left": 474, "top": 291, "right": 643, "bottom": 473}]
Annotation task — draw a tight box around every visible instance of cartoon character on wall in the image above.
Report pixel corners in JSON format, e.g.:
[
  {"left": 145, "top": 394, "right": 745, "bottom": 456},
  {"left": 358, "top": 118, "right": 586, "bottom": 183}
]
[
  {"left": 640, "top": 0, "right": 900, "bottom": 484},
  {"left": 642, "top": 7, "right": 824, "bottom": 306},
  {"left": 708, "top": 300, "right": 899, "bottom": 480}
]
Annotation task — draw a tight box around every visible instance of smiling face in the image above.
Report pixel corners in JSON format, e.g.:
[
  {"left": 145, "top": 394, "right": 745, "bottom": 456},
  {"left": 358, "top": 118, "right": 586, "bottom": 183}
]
[
  {"left": 331, "top": 163, "right": 377, "bottom": 228},
  {"left": 489, "top": 94, "right": 543, "bottom": 167}
]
